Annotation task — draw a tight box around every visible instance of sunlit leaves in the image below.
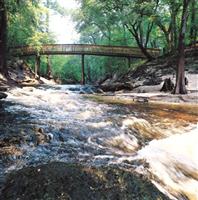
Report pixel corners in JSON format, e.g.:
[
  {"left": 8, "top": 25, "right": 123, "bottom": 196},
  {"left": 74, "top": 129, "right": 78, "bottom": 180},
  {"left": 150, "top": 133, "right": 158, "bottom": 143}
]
[{"left": 7, "top": 0, "right": 59, "bottom": 47}]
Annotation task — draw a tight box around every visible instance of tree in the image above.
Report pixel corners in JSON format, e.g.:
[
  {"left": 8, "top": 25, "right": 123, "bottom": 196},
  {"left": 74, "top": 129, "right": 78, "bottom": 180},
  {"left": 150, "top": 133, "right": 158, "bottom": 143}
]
[
  {"left": 45, "top": 0, "right": 52, "bottom": 79},
  {"left": 189, "top": 0, "right": 198, "bottom": 45},
  {"left": 153, "top": 0, "right": 182, "bottom": 52},
  {"left": 0, "top": 0, "right": 8, "bottom": 75},
  {"left": 173, "top": 0, "right": 191, "bottom": 94}
]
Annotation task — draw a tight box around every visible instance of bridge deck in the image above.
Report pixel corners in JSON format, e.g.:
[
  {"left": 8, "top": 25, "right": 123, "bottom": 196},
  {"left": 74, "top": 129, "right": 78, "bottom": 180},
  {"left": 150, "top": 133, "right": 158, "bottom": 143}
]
[{"left": 10, "top": 44, "right": 160, "bottom": 58}]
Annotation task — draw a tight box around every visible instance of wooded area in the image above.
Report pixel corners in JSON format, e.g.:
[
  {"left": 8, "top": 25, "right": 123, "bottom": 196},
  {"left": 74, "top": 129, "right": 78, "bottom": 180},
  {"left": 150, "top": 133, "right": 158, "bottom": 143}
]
[
  {"left": 0, "top": 2, "right": 198, "bottom": 199},
  {"left": 0, "top": 0, "right": 197, "bottom": 93}
]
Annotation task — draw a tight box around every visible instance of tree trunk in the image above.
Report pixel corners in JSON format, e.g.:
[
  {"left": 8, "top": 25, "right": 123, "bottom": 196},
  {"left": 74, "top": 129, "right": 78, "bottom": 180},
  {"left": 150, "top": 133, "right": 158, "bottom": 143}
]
[
  {"left": 137, "top": 40, "right": 153, "bottom": 61},
  {"left": 86, "top": 63, "right": 91, "bottom": 83},
  {"left": 0, "top": 0, "right": 8, "bottom": 75},
  {"left": 35, "top": 55, "right": 41, "bottom": 79},
  {"left": 125, "top": 24, "right": 154, "bottom": 61},
  {"left": 173, "top": 0, "right": 191, "bottom": 94},
  {"left": 158, "top": 24, "right": 171, "bottom": 52},
  {"left": 170, "top": 12, "right": 177, "bottom": 51},
  {"left": 46, "top": 55, "right": 52, "bottom": 79},
  {"left": 190, "top": 0, "right": 197, "bottom": 45}
]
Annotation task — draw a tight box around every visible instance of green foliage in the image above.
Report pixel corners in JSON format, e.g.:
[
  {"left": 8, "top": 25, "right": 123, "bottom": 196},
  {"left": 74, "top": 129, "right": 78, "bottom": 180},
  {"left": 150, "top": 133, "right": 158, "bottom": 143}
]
[
  {"left": 7, "top": 1, "right": 52, "bottom": 47},
  {"left": 50, "top": 55, "right": 82, "bottom": 82},
  {"left": 4, "top": 0, "right": 198, "bottom": 83},
  {"left": 73, "top": 0, "right": 198, "bottom": 50}
]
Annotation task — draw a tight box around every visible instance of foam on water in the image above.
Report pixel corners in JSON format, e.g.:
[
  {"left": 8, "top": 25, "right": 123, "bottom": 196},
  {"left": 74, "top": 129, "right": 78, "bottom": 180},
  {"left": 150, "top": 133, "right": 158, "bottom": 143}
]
[{"left": 137, "top": 125, "right": 198, "bottom": 200}]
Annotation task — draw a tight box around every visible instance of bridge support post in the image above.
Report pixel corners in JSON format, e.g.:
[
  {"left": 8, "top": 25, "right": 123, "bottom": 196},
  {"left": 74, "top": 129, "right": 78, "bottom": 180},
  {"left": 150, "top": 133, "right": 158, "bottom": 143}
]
[
  {"left": 81, "top": 54, "right": 85, "bottom": 85},
  {"left": 127, "top": 57, "right": 131, "bottom": 69},
  {"left": 35, "top": 55, "right": 40, "bottom": 79},
  {"left": 46, "top": 55, "right": 52, "bottom": 79}
]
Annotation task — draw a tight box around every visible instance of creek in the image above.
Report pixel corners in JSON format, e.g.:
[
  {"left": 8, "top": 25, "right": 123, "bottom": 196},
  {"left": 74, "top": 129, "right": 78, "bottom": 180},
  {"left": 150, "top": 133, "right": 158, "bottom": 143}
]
[{"left": 0, "top": 85, "right": 197, "bottom": 200}]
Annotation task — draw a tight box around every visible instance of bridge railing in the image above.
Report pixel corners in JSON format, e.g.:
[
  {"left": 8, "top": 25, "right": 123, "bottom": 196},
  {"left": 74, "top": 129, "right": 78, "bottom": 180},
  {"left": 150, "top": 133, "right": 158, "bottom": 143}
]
[{"left": 10, "top": 44, "right": 161, "bottom": 58}]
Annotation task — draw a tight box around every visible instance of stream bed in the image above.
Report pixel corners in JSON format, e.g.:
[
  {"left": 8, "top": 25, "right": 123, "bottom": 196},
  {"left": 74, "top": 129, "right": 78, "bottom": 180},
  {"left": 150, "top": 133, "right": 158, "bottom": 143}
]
[{"left": 0, "top": 85, "right": 197, "bottom": 200}]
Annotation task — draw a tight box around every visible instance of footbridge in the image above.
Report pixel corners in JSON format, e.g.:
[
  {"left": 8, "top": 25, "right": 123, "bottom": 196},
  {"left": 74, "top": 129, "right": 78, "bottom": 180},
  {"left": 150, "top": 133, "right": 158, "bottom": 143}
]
[{"left": 10, "top": 44, "right": 160, "bottom": 84}]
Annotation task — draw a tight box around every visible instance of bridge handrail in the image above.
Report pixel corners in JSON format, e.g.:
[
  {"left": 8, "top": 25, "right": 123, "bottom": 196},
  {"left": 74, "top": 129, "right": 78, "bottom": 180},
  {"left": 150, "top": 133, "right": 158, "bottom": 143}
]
[
  {"left": 10, "top": 44, "right": 161, "bottom": 58},
  {"left": 10, "top": 44, "right": 161, "bottom": 52}
]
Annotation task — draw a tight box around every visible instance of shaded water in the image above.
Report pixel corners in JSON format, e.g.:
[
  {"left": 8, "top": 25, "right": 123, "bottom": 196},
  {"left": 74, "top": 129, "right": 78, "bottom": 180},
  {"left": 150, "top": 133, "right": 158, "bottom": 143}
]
[{"left": 0, "top": 85, "right": 197, "bottom": 199}]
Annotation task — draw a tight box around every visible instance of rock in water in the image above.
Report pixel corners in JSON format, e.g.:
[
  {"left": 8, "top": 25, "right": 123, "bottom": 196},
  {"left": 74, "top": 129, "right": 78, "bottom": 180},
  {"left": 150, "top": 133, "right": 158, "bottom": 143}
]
[{"left": 0, "top": 92, "right": 7, "bottom": 99}]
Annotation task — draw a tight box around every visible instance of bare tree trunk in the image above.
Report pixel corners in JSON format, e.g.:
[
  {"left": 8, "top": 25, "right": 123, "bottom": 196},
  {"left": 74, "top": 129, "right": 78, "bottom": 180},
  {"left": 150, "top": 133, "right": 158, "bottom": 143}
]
[
  {"left": 173, "top": 0, "right": 191, "bottom": 94},
  {"left": 0, "top": 0, "right": 8, "bottom": 75}
]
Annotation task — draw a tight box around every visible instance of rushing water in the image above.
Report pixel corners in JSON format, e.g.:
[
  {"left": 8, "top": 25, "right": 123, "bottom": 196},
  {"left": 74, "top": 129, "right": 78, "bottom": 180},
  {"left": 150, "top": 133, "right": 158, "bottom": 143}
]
[{"left": 0, "top": 85, "right": 197, "bottom": 199}]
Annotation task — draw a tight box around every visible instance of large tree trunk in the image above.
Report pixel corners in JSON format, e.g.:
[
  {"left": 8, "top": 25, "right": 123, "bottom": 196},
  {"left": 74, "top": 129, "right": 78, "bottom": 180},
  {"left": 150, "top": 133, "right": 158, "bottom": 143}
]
[
  {"left": 0, "top": 0, "right": 8, "bottom": 75},
  {"left": 173, "top": 0, "right": 191, "bottom": 94}
]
